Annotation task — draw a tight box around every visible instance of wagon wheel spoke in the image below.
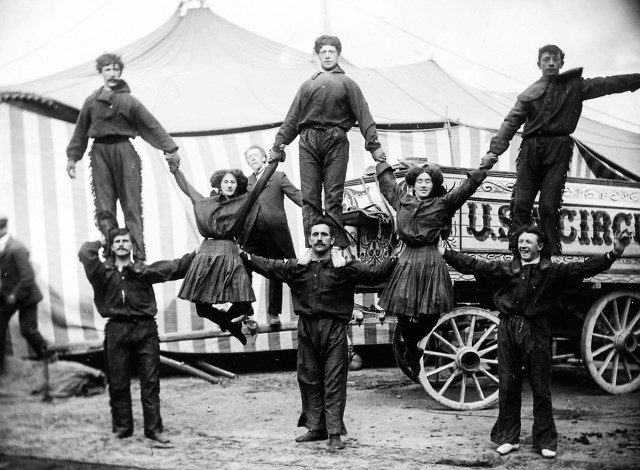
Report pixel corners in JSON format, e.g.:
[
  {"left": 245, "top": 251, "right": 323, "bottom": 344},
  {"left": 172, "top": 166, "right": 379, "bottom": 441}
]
[
  {"left": 425, "top": 361, "right": 456, "bottom": 378},
  {"left": 620, "top": 297, "right": 631, "bottom": 329},
  {"left": 592, "top": 342, "right": 614, "bottom": 358},
  {"left": 473, "top": 324, "right": 497, "bottom": 350},
  {"left": 423, "top": 350, "right": 456, "bottom": 360},
  {"left": 622, "top": 357, "right": 633, "bottom": 382},
  {"left": 625, "top": 312, "right": 640, "bottom": 334},
  {"left": 438, "top": 369, "right": 460, "bottom": 395},
  {"left": 450, "top": 318, "right": 464, "bottom": 347},
  {"left": 481, "top": 358, "right": 498, "bottom": 365},
  {"left": 597, "top": 350, "right": 616, "bottom": 376},
  {"left": 478, "top": 344, "right": 497, "bottom": 357},
  {"left": 459, "top": 373, "right": 467, "bottom": 404},
  {"left": 466, "top": 315, "right": 476, "bottom": 347},
  {"left": 432, "top": 332, "right": 458, "bottom": 353},
  {"left": 471, "top": 372, "right": 485, "bottom": 400},
  {"left": 477, "top": 366, "right": 499, "bottom": 384},
  {"left": 627, "top": 351, "right": 640, "bottom": 368},
  {"left": 599, "top": 312, "right": 617, "bottom": 335},
  {"left": 611, "top": 355, "right": 620, "bottom": 386},
  {"left": 592, "top": 333, "right": 613, "bottom": 341},
  {"left": 611, "top": 299, "right": 621, "bottom": 330}
]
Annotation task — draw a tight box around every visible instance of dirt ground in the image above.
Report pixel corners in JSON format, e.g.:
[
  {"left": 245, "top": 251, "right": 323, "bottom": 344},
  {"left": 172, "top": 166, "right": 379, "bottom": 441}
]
[{"left": 1, "top": 356, "right": 639, "bottom": 470}]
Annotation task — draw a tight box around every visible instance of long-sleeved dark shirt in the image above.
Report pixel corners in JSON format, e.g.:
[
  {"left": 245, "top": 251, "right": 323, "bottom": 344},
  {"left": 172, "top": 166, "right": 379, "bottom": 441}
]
[
  {"left": 78, "top": 241, "right": 195, "bottom": 318},
  {"left": 273, "top": 65, "right": 381, "bottom": 152},
  {"left": 376, "top": 162, "right": 487, "bottom": 246},
  {"left": 243, "top": 255, "right": 397, "bottom": 322},
  {"left": 67, "top": 80, "right": 178, "bottom": 162},
  {"left": 443, "top": 249, "right": 614, "bottom": 318},
  {"left": 173, "top": 162, "right": 278, "bottom": 240},
  {"left": 490, "top": 69, "right": 640, "bottom": 155}
]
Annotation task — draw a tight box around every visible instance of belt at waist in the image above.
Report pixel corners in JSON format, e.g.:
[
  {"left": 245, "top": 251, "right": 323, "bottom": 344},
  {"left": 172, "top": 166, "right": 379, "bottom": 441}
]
[
  {"left": 302, "top": 124, "right": 346, "bottom": 132},
  {"left": 523, "top": 132, "right": 570, "bottom": 139},
  {"left": 93, "top": 135, "right": 131, "bottom": 144},
  {"left": 109, "top": 315, "right": 154, "bottom": 323}
]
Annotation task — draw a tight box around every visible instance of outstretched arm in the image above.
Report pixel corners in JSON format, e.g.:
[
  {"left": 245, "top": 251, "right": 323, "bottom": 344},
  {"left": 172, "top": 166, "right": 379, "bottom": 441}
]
[
  {"left": 241, "top": 252, "right": 297, "bottom": 284},
  {"left": 170, "top": 168, "right": 205, "bottom": 204},
  {"left": 582, "top": 74, "right": 640, "bottom": 100},
  {"left": 345, "top": 257, "right": 398, "bottom": 286},
  {"left": 141, "top": 251, "right": 197, "bottom": 284}
]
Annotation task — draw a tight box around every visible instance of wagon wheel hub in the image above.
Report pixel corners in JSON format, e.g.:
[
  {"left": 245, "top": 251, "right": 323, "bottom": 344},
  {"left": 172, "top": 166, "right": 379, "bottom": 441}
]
[
  {"left": 615, "top": 330, "right": 637, "bottom": 353},
  {"left": 456, "top": 347, "right": 481, "bottom": 373}
]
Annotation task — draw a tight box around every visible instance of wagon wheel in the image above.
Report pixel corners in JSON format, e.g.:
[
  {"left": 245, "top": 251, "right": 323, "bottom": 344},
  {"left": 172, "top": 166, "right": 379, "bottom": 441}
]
[
  {"left": 392, "top": 324, "right": 420, "bottom": 383},
  {"left": 581, "top": 291, "right": 640, "bottom": 394},
  {"left": 417, "top": 307, "right": 500, "bottom": 410}
]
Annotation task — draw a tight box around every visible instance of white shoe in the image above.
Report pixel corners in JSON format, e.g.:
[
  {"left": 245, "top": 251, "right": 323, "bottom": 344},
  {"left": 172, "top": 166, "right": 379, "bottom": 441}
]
[
  {"left": 496, "top": 443, "right": 519, "bottom": 455},
  {"left": 330, "top": 247, "right": 346, "bottom": 268},
  {"left": 541, "top": 449, "right": 556, "bottom": 458}
]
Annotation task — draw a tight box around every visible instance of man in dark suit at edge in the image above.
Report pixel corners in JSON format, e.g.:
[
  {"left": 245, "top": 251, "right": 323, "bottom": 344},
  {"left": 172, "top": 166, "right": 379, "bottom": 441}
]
[{"left": 241, "top": 145, "right": 303, "bottom": 328}]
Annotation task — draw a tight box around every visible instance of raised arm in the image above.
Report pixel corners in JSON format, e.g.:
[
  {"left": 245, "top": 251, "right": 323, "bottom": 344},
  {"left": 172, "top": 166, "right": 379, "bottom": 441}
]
[
  {"left": 441, "top": 169, "right": 487, "bottom": 213},
  {"left": 229, "top": 161, "right": 279, "bottom": 236},
  {"left": 140, "top": 251, "right": 196, "bottom": 284},
  {"left": 241, "top": 252, "right": 298, "bottom": 284},
  {"left": 171, "top": 168, "right": 205, "bottom": 204},
  {"left": 488, "top": 99, "right": 528, "bottom": 157},
  {"left": 581, "top": 74, "right": 640, "bottom": 100},
  {"left": 375, "top": 162, "right": 402, "bottom": 211},
  {"left": 78, "top": 241, "right": 107, "bottom": 285}
]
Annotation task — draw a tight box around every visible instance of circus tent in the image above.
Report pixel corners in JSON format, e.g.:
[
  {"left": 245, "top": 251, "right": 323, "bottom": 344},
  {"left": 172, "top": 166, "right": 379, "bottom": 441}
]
[{"left": 1, "top": 5, "right": 638, "bottom": 358}]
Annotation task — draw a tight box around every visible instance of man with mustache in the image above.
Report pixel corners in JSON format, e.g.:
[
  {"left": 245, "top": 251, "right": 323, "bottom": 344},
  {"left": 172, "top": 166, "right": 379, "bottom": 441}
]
[
  {"left": 439, "top": 227, "right": 632, "bottom": 459},
  {"left": 79, "top": 228, "right": 195, "bottom": 444},
  {"left": 484, "top": 45, "right": 640, "bottom": 264},
  {"left": 241, "top": 220, "right": 396, "bottom": 450},
  {"left": 67, "top": 53, "right": 181, "bottom": 272},
  {"left": 269, "top": 35, "right": 387, "bottom": 249}
]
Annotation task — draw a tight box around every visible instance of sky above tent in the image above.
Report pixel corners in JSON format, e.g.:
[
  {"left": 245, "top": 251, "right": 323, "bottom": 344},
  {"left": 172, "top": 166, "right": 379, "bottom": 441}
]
[{"left": 0, "top": 0, "right": 639, "bottom": 133}]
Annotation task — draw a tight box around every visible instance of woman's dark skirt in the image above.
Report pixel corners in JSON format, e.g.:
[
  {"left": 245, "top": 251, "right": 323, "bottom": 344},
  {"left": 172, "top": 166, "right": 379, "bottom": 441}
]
[
  {"left": 379, "top": 243, "right": 453, "bottom": 318},
  {"left": 178, "top": 239, "right": 255, "bottom": 304}
]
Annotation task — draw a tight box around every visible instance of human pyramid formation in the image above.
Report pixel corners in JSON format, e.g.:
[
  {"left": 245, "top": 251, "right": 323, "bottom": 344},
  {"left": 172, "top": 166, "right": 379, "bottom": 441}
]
[{"left": 8, "top": 35, "right": 629, "bottom": 454}]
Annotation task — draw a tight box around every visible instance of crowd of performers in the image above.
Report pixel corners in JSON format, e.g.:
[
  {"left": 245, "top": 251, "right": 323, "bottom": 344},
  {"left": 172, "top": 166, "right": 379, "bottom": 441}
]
[{"left": 1, "top": 36, "right": 637, "bottom": 457}]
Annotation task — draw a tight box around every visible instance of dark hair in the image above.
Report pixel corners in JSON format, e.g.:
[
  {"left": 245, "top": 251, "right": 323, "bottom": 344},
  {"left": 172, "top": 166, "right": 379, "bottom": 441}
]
[
  {"left": 95, "top": 53, "right": 124, "bottom": 73},
  {"left": 314, "top": 35, "right": 342, "bottom": 55},
  {"left": 244, "top": 145, "right": 266, "bottom": 160},
  {"left": 515, "top": 225, "right": 547, "bottom": 246},
  {"left": 404, "top": 164, "right": 447, "bottom": 198},
  {"left": 537, "top": 44, "right": 564, "bottom": 62},
  {"left": 310, "top": 217, "right": 335, "bottom": 236},
  {"left": 108, "top": 227, "right": 130, "bottom": 246},
  {"left": 209, "top": 169, "right": 248, "bottom": 197}
]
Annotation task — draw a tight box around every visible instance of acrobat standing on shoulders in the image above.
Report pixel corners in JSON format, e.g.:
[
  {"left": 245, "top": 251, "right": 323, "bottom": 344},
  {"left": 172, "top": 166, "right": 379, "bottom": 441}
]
[{"left": 66, "top": 53, "right": 181, "bottom": 272}]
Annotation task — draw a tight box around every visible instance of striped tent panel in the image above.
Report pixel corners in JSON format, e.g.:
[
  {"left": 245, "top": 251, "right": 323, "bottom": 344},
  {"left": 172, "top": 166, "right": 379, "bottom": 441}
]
[{"left": 1, "top": 104, "right": 597, "bottom": 356}]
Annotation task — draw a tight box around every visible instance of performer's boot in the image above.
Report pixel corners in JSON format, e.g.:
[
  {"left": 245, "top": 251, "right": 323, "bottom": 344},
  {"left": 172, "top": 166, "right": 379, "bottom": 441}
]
[
  {"left": 295, "top": 429, "right": 328, "bottom": 442},
  {"left": 328, "top": 434, "right": 345, "bottom": 450}
]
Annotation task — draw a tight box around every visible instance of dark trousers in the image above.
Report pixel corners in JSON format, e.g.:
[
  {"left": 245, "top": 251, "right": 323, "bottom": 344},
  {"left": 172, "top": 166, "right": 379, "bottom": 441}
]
[
  {"left": 491, "top": 315, "right": 557, "bottom": 451},
  {"left": 299, "top": 128, "right": 350, "bottom": 248},
  {"left": 296, "top": 316, "right": 349, "bottom": 436},
  {"left": 243, "top": 227, "right": 288, "bottom": 315},
  {"left": 104, "top": 318, "right": 161, "bottom": 436},
  {"left": 90, "top": 141, "right": 145, "bottom": 261},
  {"left": 508, "top": 136, "right": 573, "bottom": 255},
  {"left": 0, "top": 301, "right": 47, "bottom": 367},
  {"left": 397, "top": 314, "right": 440, "bottom": 364}
]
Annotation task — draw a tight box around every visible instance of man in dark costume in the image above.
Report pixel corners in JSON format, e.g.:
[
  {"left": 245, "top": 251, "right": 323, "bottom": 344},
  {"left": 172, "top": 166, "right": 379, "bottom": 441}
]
[
  {"left": 241, "top": 145, "right": 302, "bottom": 327},
  {"left": 67, "top": 53, "right": 181, "bottom": 271},
  {"left": 79, "top": 228, "right": 194, "bottom": 443},
  {"left": 440, "top": 226, "right": 631, "bottom": 459},
  {"left": 242, "top": 220, "right": 396, "bottom": 450},
  {"left": 269, "top": 35, "right": 387, "bottom": 248},
  {"left": 485, "top": 45, "right": 640, "bottom": 261},
  {"left": 0, "top": 215, "right": 49, "bottom": 372}
]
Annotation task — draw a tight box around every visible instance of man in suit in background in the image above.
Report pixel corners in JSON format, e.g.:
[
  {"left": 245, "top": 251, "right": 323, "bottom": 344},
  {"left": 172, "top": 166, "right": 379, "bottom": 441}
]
[
  {"left": 241, "top": 145, "right": 303, "bottom": 328},
  {"left": 0, "top": 215, "right": 49, "bottom": 373}
]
